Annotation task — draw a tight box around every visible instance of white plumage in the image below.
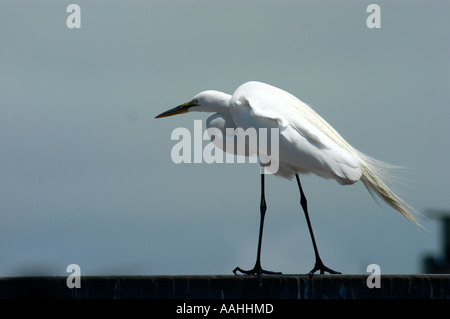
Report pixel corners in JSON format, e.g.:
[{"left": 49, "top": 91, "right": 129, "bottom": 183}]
[
  {"left": 155, "top": 80, "right": 421, "bottom": 276},
  {"left": 229, "top": 82, "right": 419, "bottom": 226},
  {"left": 157, "top": 81, "right": 419, "bottom": 225},
  {"left": 230, "top": 81, "right": 362, "bottom": 184}
]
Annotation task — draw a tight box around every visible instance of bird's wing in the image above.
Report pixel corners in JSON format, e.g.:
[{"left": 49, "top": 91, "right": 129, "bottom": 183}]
[
  {"left": 229, "top": 81, "right": 362, "bottom": 183},
  {"left": 206, "top": 113, "right": 258, "bottom": 156}
]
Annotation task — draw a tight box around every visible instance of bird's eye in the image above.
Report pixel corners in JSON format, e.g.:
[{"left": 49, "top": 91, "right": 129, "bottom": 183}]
[{"left": 192, "top": 99, "right": 199, "bottom": 106}]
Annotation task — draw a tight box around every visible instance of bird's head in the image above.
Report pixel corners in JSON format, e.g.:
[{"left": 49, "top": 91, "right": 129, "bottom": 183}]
[{"left": 155, "top": 90, "right": 231, "bottom": 119}]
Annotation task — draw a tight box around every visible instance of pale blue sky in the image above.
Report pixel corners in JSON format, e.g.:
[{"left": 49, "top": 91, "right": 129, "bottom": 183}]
[{"left": 0, "top": 0, "right": 449, "bottom": 276}]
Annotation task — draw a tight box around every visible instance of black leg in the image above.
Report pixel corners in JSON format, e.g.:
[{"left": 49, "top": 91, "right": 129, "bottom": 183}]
[
  {"left": 233, "top": 170, "right": 282, "bottom": 283},
  {"left": 295, "top": 174, "right": 341, "bottom": 275}
]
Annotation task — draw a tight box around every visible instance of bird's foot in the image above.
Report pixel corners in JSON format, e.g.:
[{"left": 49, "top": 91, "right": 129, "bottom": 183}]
[
  {"left": 233, "top": 264, "right": 282, "bottom": 287},
  {"left": 308, "top": 258, "right": 341, "bottom": 277},
  {"left": 233, "top": 265, "right": 282, "bottom": 276}
]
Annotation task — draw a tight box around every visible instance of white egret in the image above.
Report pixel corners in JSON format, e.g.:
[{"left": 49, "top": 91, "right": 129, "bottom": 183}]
[{"left": 155, "top": 81, "right": 420, "bottom": 277}]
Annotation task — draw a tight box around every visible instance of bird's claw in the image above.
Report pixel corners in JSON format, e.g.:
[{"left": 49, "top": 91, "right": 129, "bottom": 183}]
[
  {"left": 233, "top": 266, "right": 282, "bottom": 276},
  {"left": 233, "top": 266, "right": 282, "bottom": 287},
  {"left": 308, "top": 259, "right": 341, "bottom": 277}
]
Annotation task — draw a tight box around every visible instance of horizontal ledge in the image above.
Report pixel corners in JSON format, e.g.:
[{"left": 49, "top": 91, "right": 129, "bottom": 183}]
[{"left": 0, "top": 274, "right": 449, "bottom": 299}]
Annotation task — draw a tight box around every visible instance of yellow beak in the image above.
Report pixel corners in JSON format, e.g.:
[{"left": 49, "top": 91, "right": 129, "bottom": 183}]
[{"left": 155, "top": 100, "right": 198, "bottom": 119}]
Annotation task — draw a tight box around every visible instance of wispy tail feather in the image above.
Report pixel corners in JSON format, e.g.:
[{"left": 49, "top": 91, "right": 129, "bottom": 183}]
[{"left": 356, "top": 151, "right": 424, "bottom": 229}]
